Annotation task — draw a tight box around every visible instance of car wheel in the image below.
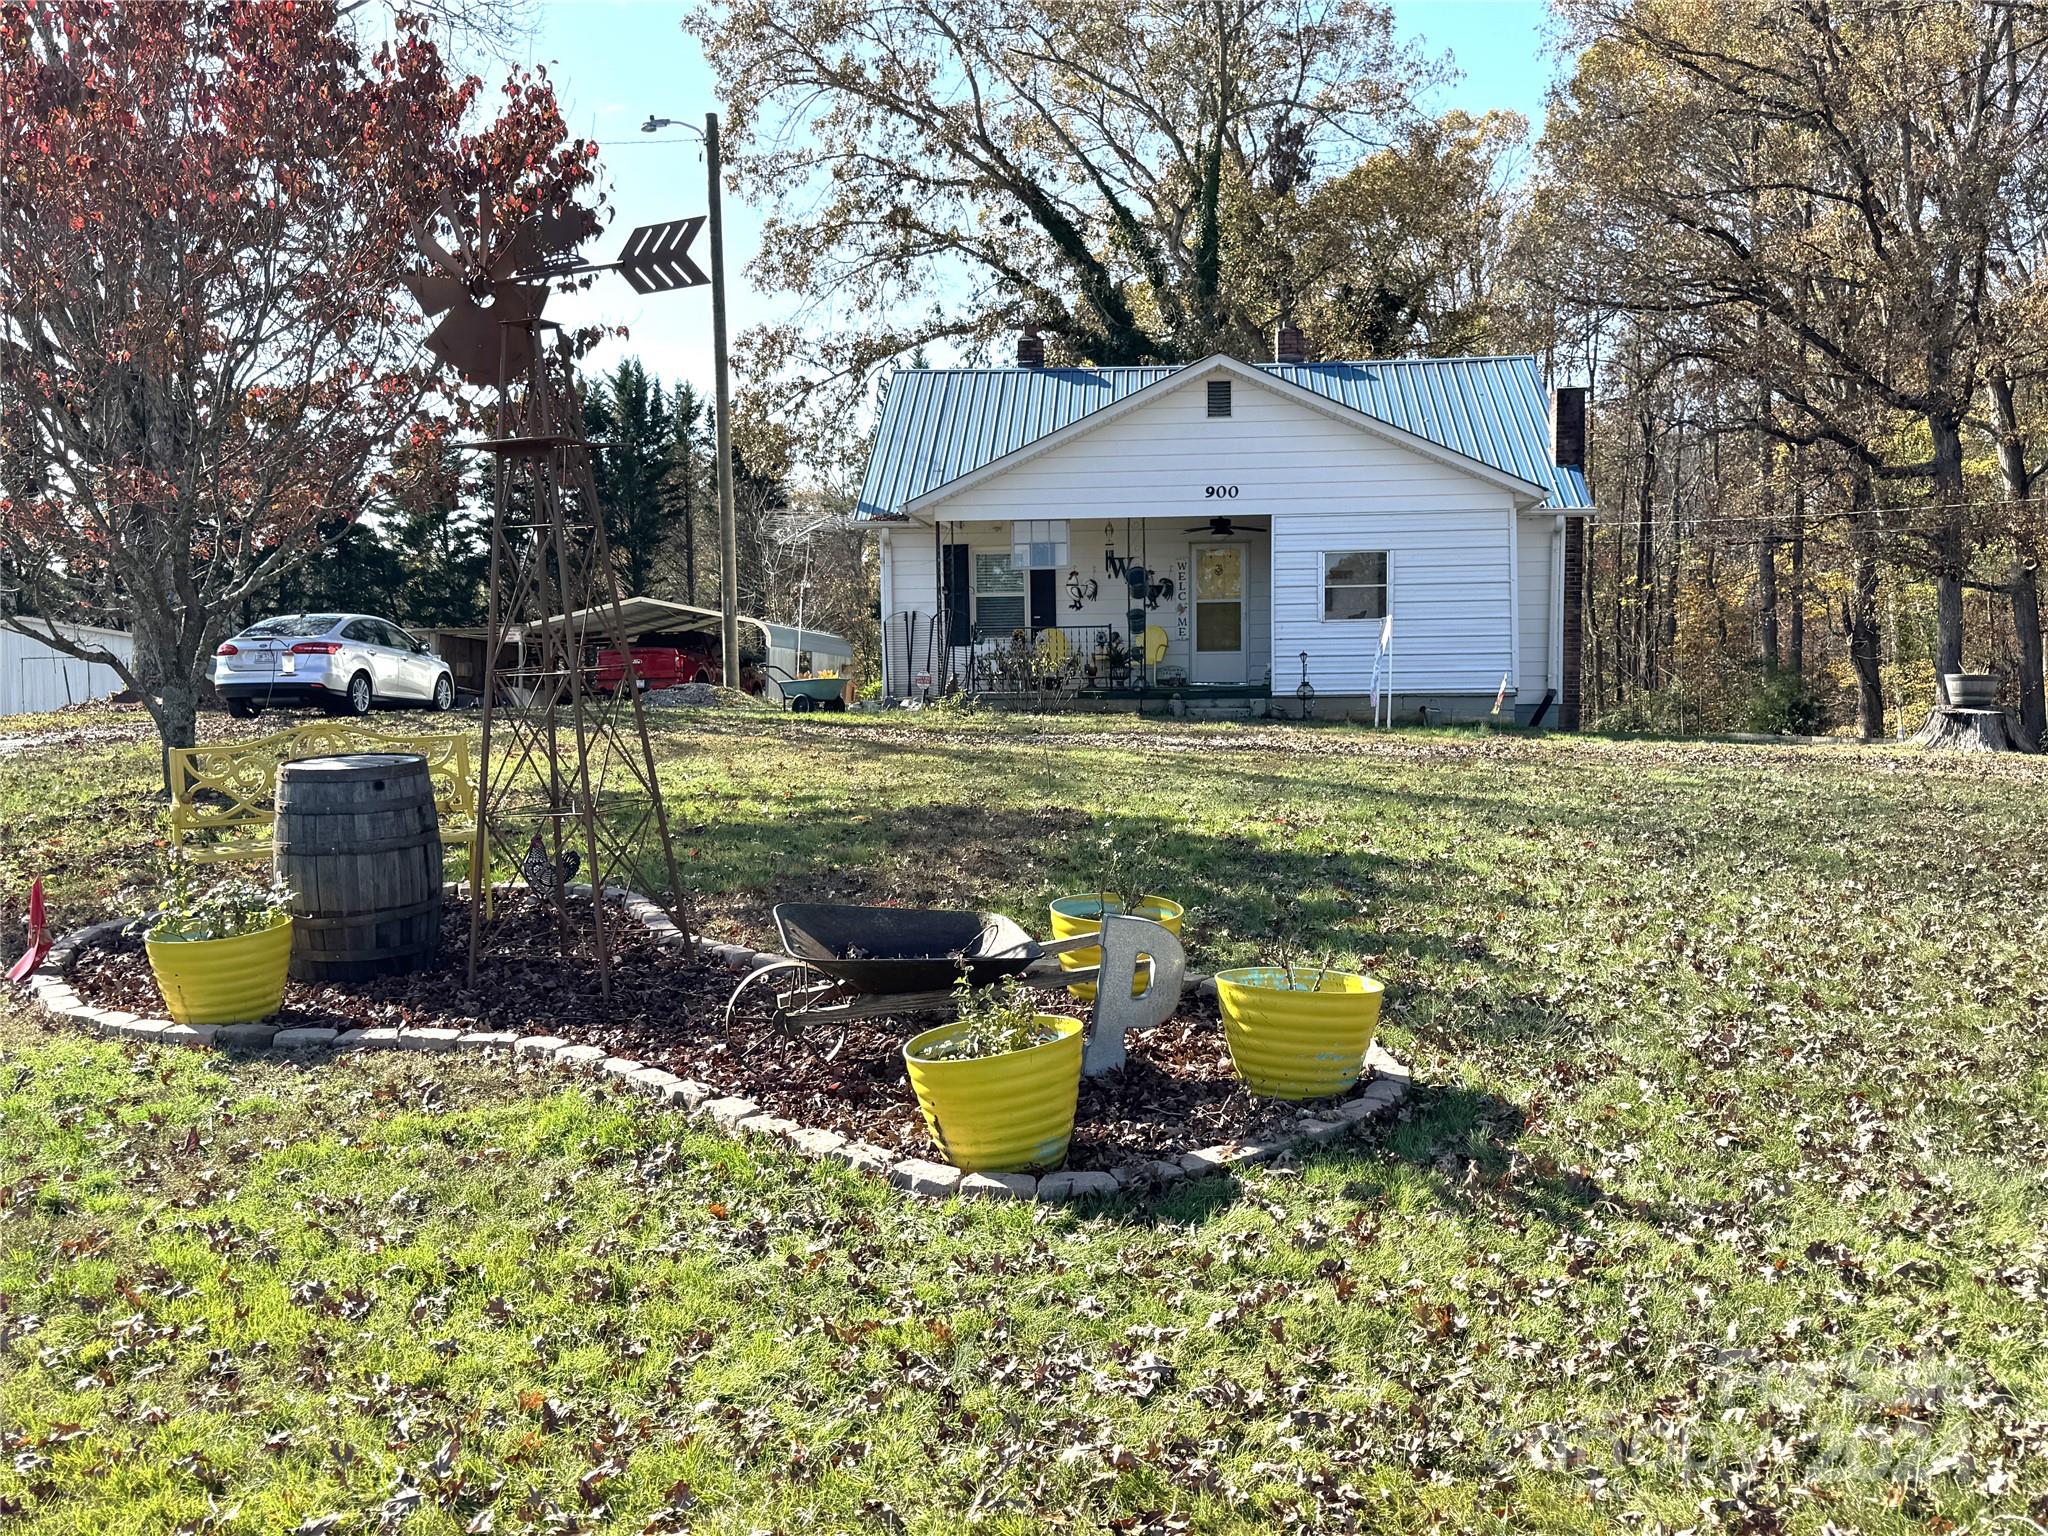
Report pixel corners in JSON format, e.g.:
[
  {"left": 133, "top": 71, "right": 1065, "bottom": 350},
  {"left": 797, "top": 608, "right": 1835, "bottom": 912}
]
[
  {"left": 226, "top": 699, "right": 261, "bottom": 720},
  {"left": 344, "top": 671, "right": 374, "bottom": 716},
  {"left": 432, "top": 675, "right": 454, "bottom": 712}
]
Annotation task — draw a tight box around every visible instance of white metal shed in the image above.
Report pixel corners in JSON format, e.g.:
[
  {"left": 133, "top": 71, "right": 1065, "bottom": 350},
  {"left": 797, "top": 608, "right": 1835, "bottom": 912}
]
[{"left": 0, "top": 620, "right": 134, "bottom": 717}]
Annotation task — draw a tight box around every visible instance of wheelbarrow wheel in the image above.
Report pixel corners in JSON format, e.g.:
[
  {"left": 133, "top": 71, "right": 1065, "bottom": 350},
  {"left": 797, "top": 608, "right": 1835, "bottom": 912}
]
[
  {"left": 790, "top": 694, "right": 816, "bottom": 713},
  {"left": 825, "top": 697, "right": 846, "bottom": 712},
  {"left": 723, "top": 958, "right": 844, "bottom": 1048}
]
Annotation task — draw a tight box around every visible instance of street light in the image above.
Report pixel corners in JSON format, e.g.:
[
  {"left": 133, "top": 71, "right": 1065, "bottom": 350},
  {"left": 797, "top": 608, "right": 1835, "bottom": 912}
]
[{"left": 642, "top": 111, "right": 741, "bottom": 689}]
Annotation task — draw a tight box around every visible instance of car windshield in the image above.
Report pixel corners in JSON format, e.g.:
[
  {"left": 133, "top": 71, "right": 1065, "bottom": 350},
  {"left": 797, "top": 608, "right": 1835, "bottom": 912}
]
[{"left": 240, "top": 614, "right": 340, "bottom": 639}]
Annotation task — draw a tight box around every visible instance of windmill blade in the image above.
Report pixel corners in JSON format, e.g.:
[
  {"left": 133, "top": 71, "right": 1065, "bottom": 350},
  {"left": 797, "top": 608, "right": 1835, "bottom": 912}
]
[
  {"left": 401, "top": 270, "right": 469, "bottom": 319},
  {"left": 437, "top": 193, "right": 482, "bottom": 274},
  {"left": 411, "top": 215, "right": 471, "bottom": 284},
  {"left": 426, "top": 306, "right": 536, "bottom": 388},
  {"left": 612, "top": 217, "right": 709, "bottom": 293},
  {"left": 494, "top": 205, "right": 602, "bottom": 279},
  {"left": 419, "top": 283, "right": 547, "bottom": 386}
]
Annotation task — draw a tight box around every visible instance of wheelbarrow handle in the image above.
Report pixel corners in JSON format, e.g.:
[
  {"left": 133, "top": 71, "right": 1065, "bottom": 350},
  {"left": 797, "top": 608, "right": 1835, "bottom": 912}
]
[
  {"left": 1034, "top": 931, "right": 1101, "bottom": 958},
  {"left": 1021, "top": 963, "right": 1097, "bottom": 986}
]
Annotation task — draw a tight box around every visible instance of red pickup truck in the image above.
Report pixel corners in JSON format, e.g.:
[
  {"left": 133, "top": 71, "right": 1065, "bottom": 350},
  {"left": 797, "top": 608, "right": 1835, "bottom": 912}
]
[{"left": 595, "top": 643, "right": 721, "bottom": 694}]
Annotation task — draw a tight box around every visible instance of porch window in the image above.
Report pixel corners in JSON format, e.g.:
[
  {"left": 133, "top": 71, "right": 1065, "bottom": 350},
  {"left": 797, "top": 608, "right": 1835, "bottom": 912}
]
[
  {"left": 1011, "top": 519, "right": 1069, "bottom": 570},
  {"left": 974, "top": 552, "right": 1027, "bottom": 632},
  {"left": 1323, "top": 550, "right": 1389, "bottom": 620}
]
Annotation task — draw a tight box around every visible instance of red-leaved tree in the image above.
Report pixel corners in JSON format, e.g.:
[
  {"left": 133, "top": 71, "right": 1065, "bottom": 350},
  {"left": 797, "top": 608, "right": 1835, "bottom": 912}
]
[{"left": 0, "top": 0, "right": 597, "bottom": 753}]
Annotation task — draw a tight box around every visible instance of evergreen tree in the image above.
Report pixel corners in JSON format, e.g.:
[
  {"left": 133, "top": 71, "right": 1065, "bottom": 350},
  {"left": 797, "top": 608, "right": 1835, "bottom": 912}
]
[
  {"left": 585, "top": 359, "right": 675, "bottom": 598},
  {"left": 664, "top": 384, "right": 707, "bottom": 606},
  {"left": 387, "top": 446, "right": 491, "bottom": 628}
]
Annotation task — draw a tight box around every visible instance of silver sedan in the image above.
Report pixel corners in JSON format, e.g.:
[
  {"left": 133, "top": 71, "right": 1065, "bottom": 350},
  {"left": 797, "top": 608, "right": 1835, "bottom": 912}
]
[{"left": 213, "top": 613, "right": 455, "bottom": 719}]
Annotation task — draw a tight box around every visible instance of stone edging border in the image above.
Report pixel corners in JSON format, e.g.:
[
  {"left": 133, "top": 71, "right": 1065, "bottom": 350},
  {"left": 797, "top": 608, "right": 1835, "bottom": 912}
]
[{"left": 19, "top": 886, "right": 1412, "bottom": 1206}]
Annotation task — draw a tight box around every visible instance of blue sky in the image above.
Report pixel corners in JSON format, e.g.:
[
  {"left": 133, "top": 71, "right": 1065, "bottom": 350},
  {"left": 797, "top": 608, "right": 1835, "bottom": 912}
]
[{"left": 514, "top": 0, "right": 1562, "bottom": 393}]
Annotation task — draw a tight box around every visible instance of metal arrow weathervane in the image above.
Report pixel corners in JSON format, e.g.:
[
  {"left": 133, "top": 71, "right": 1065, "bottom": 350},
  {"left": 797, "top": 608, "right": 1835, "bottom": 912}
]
[
  {"left": 404, "top": 205, "right": 711, "bottom": 385},
  {"left": 510, "top": 216, "right": 710, "bottom": 292}
]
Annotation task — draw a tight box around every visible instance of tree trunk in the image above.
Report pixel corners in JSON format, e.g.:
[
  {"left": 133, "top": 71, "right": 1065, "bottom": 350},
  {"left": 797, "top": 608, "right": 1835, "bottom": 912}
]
[
  {"left": 1985, "top": 371, "right": 2044, "bottom": 745},
  {"left": 1757, "top": 534, "right": 1780, "bottom": 672},
  {"left": 1928, "top": 416, "right": 1969, "bottom": 702},
  {"left": 1788, "top": 459, "right": 1805, "bottom": 678},
  {"left": 1754, "top": 385, "right": 1779, "bottom": 671},
  {"left": 2013, "top": 556, "right": 2045, "bottom": 750},
  {"left": 1846, "top": 480, "right": 1884, "bottom": 739},
  {"left": 1634, "top": 405, "right": 1656, "bottom": 692}
]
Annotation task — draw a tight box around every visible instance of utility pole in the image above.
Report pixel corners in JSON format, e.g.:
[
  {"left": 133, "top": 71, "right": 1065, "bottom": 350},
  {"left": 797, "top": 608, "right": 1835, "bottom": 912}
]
[
  {"left": 641, "top": 108, "right": 742, "bottom": 685},
  {"left": 706, "top": 112, "right": 740, "bottom": 685}
]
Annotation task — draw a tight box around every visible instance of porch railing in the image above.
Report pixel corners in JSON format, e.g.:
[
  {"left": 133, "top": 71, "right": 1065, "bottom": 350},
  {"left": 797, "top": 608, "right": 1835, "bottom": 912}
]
[{"left": 958, "top": 624, "right": 1160, "bottom": 695}]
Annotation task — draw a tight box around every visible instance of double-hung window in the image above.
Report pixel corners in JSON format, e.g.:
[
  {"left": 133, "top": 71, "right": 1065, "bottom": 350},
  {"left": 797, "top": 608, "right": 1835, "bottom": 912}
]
[
  {"left": 1323, "top": 551, "right": 1389, "bottom": 621},
  {"left": 974, "top": 552, "right": 1027, "bottom": 633}
]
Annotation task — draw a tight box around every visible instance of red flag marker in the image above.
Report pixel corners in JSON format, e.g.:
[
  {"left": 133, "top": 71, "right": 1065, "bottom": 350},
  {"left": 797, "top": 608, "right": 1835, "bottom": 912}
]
[{"left": 8, "top": 880, "right": 50, "bottom": 984}]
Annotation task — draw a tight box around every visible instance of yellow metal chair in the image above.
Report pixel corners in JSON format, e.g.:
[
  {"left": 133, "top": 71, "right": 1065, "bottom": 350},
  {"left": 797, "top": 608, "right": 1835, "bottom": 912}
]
[{"left": 168, "top": 721, "right": 477, "bottom": 872}]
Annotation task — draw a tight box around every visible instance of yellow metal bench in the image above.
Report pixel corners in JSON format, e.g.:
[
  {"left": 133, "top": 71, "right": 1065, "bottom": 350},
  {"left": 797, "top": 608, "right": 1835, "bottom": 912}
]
[{"left": 168, "top": 721, "right": 477, "bottom": 868}]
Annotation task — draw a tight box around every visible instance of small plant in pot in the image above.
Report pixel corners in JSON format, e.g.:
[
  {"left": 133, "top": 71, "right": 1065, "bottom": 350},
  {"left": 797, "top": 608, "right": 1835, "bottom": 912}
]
[
  {"left": 1048, "top": 839, "right": 1185, "bottom": 1001},
  {"left": 902, "top": 977, "right": 1084, "bottom": 1173},
  {"left": 1214, "top": 949, "right": 1384, "bottom": 1101},
  {"left": 144, "top": 860, "right": 295, "bottom": 1026}
]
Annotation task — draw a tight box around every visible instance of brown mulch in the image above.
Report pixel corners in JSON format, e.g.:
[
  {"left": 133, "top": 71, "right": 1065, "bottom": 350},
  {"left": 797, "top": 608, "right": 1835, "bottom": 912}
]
[{"left": 68, "top": 896, "right": 1364, "bottom": 1174}]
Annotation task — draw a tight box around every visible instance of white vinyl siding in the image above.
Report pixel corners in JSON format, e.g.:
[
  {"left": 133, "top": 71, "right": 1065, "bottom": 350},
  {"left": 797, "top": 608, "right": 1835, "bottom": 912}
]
[{"left": 1274, "top": 506, "right": 1514, "bottom": 694}]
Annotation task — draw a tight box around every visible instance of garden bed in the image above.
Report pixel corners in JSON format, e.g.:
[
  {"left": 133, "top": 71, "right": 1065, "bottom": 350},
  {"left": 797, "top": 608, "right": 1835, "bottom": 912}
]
[{"left": 66, "top": 895, "right": 1380, "bottom": 1174}]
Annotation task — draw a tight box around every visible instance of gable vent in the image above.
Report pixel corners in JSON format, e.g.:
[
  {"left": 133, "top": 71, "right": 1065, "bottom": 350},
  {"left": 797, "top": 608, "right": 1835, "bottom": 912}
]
[{"left": 1206, "top": 379, "right": 1232, "bottom": 418}]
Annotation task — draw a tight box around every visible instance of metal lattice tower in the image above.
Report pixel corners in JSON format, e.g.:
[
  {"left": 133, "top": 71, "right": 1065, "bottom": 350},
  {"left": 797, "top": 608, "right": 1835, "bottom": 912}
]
[
  {"left": 402, "top": 198, "right": 714, "bottom": 990},
  {"left": 463, "top": 329, "right": 691, "bottom": 990}
]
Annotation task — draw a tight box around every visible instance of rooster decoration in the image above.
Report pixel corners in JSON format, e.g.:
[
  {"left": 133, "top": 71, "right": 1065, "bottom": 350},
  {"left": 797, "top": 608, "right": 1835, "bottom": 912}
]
[
  {"left": 8, "top": 879, "right": 50, "bottom": 984},
  {"left": 520, "top": 834, "right": 581, "bottom": 904}
]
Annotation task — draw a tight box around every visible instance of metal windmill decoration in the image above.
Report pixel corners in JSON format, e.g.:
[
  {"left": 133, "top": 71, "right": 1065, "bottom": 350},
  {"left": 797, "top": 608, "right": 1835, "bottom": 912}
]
[{"left": 404, "top": 195, "right": 714, "bottom": 990}]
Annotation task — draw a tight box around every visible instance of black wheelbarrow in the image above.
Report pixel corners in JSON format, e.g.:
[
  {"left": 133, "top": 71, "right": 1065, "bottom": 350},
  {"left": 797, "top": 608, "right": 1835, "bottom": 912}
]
[{"left": 723, "top": 902, "right": 1096, "bottom": 1031}]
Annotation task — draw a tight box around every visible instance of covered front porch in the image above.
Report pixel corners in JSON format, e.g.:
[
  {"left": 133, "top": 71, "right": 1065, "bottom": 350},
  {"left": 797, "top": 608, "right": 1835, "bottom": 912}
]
[{"left": 881, "top": 515, "right": 1275, "bottom": 703}]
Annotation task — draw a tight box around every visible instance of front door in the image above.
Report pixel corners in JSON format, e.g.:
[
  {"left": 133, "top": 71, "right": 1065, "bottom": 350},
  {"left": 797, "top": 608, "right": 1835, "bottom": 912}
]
[{"left": 1190, "top": 544, "right": 1246, "bottom": 684}]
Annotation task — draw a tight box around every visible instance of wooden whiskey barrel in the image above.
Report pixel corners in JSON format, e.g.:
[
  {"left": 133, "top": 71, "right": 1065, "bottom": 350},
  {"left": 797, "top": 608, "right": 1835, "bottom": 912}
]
[{"left": 274, "top": 753, "right": 442, "bottom": 981}]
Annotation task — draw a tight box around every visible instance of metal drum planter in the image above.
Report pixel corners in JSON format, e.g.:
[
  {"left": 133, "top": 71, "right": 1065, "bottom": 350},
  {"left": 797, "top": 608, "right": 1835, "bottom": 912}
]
[
  {"left": 902, "top": 1015, "right": 1084, "bottom": 1173},
  {"left": 274, "top": 754, "right": 443, "bottom": 981},
  {"left": 1214, "top": 966, "right": 1383, "bottom": 1100},
  {"left": 1049, "top": 893, "right": 1185, "bottom": 1002}
]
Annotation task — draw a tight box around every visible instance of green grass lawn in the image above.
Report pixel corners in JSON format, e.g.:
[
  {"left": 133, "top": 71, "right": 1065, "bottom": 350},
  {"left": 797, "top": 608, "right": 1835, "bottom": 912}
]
[{"left": 2, "top": 705, "right": 2045, "bottom": 1533}]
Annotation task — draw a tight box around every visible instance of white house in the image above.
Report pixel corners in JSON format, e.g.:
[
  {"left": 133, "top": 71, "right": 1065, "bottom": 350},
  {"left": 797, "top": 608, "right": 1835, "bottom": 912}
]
[
  {"left": 857, "top": 341, "right": 1592, "bottom": 725},
  {"left": 0, "top": 619, "right": 134, "bottom": 717}
]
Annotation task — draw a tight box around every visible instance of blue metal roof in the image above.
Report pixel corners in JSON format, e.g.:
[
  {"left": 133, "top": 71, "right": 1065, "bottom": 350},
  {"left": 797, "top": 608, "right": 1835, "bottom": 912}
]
[{"left": 856, "top": 354, "right": 1593, "bottom": 518}]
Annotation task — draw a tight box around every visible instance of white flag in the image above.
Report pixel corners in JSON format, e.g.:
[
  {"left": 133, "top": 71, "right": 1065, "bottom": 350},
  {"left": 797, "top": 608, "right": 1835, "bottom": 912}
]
[{"left": 1369, "top": 614, "right": 1393, "bottom": 712}]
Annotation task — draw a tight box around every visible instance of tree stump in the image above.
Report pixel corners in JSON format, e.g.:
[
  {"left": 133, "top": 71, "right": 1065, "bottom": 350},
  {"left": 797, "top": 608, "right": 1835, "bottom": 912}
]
[{"left": 1908, "top": 706, "right": 2038, "bottom": 753}]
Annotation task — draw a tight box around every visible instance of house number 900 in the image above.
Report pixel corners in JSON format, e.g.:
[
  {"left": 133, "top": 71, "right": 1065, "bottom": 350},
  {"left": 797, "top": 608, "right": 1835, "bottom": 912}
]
[{"left": 1204, "top": 485, "right": 1239, "bottom": 499}]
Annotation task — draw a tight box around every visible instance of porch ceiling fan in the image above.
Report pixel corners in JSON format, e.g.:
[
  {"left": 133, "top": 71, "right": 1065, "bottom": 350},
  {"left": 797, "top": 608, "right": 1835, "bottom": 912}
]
[{"left": 1186, "top": 516, "right": 1238, "bottom": 537}]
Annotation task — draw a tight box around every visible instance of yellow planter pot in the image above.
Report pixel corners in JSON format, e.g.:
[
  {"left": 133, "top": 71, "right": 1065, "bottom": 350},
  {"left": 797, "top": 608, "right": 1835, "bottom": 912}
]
[
  {"left": 1215, "top": 966, "right": 1383, "bottom": 1100},
  {"left": 903, "top": 1014, "right": 1084, "bottom": 1173},
  {"left": 145, "top": 915, "right": 294, "bottom": 1026},
  {"left": 1048, "top": 894, "right": 1185, "bottom": 1002}
]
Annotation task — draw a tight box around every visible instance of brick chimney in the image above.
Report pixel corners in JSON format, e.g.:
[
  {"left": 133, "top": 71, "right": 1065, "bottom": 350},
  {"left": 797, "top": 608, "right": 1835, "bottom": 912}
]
[
  {"left": 1552, "top": 385, "right": 1587, "bottom": 469},
  {"left": 1553, "top": 383, "right": 1589, "bottom": 732},
  {"left": 1561, "top": 517, "right": 1585, "bottom": 732},
  {"left": 1016, "top": 326, "right": 1045, "bottom": 368},
  {"left": 1273, "top": 320, "right": 1306, "bottom": 366}
]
